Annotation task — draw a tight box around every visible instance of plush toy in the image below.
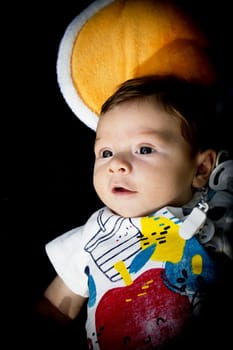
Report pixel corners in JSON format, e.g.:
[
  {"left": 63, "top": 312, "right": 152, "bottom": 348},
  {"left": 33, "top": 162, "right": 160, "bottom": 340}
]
[{"left": 56, "top": 0, "right": 216, "bottom": 131}]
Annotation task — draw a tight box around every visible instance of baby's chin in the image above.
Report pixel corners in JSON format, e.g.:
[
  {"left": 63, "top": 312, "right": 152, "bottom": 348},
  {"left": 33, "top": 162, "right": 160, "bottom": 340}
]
[{"left": 108, "top": 206, "right": 158, "bottom": 218}]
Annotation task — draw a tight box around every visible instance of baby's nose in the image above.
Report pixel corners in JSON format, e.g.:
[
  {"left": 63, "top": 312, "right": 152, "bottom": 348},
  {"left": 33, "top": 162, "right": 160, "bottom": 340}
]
[{"left": 108, "top": 155, "right": 132, "bottom": 173}]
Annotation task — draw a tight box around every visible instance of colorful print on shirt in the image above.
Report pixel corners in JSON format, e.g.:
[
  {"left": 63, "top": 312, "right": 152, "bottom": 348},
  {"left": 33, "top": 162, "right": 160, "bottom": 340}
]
[{"left": 84, "top": 207, "right": 217, "bottom": 349}]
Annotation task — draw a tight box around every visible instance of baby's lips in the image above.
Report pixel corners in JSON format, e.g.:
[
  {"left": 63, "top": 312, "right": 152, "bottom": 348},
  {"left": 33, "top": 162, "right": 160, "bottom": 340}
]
[{"left": 112, "top": 186, "right": 136, "bottom": 194}]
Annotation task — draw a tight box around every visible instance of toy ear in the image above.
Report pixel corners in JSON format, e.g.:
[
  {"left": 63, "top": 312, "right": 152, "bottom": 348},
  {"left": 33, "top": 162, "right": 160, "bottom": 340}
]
[{"left": 57, "top": 0, "right": 216, "bottom": 131}]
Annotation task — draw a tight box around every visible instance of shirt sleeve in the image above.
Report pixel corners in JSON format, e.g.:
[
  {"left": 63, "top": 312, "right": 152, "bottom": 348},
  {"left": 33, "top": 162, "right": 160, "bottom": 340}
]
[{"left": 45, "top": 225, "right": 89, "bottom": 297}]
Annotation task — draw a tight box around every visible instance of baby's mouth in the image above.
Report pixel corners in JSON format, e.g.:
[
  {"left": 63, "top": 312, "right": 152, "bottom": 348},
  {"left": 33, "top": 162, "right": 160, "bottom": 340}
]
[
  {"left": 112, "top": 186, "right": 135, "bottom": 194},
  {"left": 114, "top": 187, "right": 127, "bottom": 192}
]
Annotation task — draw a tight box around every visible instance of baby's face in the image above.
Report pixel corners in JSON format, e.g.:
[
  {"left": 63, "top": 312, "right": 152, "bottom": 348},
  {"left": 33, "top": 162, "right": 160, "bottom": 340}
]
[{"left": 93, "top": 99, "right": 198, "bottom": 217}]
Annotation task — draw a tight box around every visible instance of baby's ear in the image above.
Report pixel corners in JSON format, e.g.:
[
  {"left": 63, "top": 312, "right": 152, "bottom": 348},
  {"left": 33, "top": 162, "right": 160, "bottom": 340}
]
[{"left": 192, "top": 150, "right": 216, "bottom": 188}]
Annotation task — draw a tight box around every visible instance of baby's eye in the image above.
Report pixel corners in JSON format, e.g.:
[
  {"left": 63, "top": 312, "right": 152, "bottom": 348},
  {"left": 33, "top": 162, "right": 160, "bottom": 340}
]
[
  {"left": 137, "top": 146, "right": 155, "bottom": 154},
  {"left": 102, "top": 149, "right": 113, "bottom": 158}
]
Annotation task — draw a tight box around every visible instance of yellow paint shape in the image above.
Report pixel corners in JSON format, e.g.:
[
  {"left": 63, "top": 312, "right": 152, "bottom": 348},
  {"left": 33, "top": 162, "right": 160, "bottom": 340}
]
[
  {"left": 191, "top": 254, "right": 203, "bottom": 275},
  {"left": 141, "top": 216, "right": 185, "bottom": 263},
  {"left": 114, "top": 260, "right": 133, "bottom": 285}
]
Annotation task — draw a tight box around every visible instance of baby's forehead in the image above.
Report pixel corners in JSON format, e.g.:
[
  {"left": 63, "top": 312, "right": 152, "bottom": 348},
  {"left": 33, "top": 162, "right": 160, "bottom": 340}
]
[{"left": 96, "top": 102, "right": 182, "bottom": 139}]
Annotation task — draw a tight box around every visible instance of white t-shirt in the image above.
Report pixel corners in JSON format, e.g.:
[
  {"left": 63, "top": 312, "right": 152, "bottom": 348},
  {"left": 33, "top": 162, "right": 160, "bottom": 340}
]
[{"left": 46, "top": 206, "right": 218, "bottom": 350}]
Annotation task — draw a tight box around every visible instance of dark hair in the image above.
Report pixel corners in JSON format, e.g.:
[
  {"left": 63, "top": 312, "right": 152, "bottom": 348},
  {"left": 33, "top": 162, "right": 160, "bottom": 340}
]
[{"left": 101, "top": 74, "right": 218, "bottom": 154}]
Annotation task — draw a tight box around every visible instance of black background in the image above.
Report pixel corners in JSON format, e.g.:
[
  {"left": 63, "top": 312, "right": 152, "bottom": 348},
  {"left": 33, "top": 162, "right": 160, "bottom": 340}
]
[{"left": 3, "top": 0, "right": 233, "bottom": 347}]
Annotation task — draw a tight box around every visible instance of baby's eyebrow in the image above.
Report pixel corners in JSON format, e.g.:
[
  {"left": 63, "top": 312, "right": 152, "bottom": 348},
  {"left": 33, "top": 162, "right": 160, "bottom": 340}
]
[
  {"left": 94, "top": 128, "right": 180, "bottom": 147},
  {"left": 94, "top": 137, "right": 102, "bottom": 146},
  {"left": 135, "top": 129, "right": 179, "bottom": 143}
]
